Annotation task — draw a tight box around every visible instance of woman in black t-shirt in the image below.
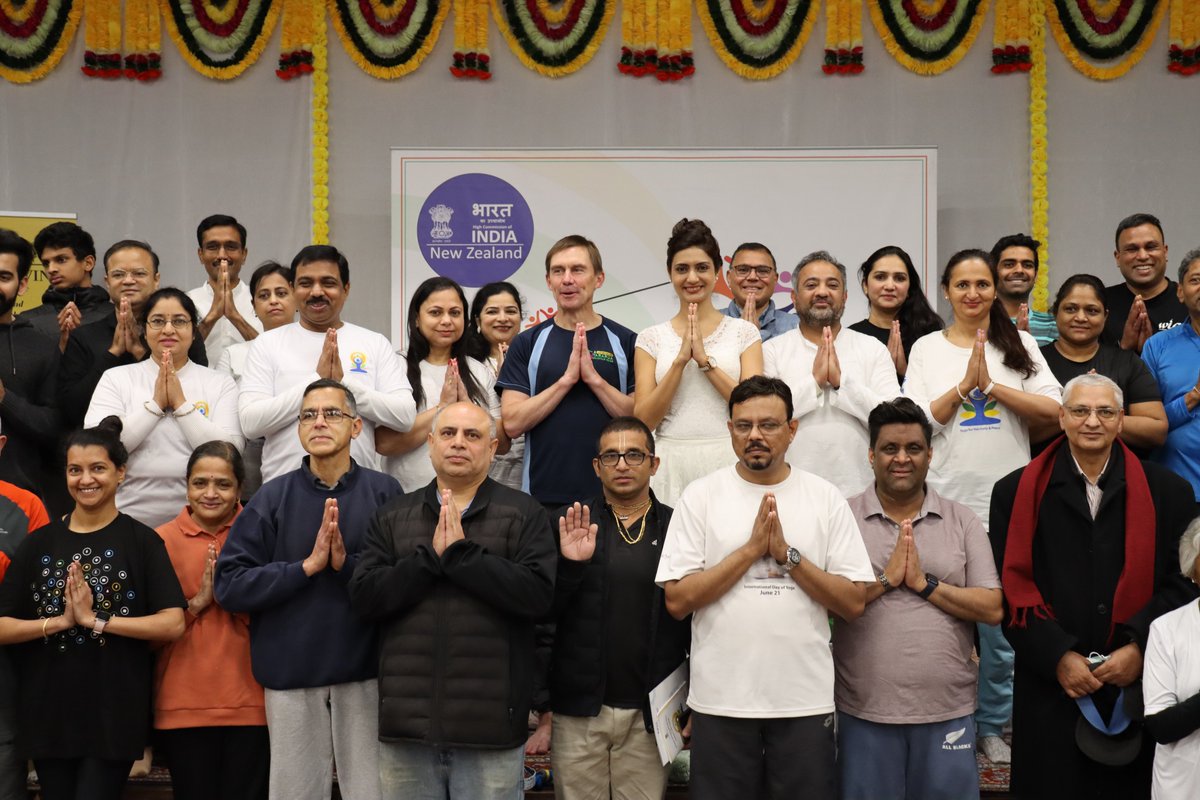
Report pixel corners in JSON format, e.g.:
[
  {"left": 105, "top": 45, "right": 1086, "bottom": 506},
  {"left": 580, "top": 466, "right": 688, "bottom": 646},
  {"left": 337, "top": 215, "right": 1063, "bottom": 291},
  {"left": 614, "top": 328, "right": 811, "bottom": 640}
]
[
  {"left": 1039, "top": 273, "right": 1167, "bottom": 454},
  {"left": 849, "top": 245, "right": 944, "bottom": 378},
  {"left": 0, "top": 417, "right": 186, "bottom": 800}
]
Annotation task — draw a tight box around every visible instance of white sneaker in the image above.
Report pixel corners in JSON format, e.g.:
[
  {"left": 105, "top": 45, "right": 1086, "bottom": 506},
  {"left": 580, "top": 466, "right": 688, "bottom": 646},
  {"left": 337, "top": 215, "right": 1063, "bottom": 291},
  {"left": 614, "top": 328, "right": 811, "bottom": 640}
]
[{"left": 978, "top": 735, "right": 1011, "bottom": 764}]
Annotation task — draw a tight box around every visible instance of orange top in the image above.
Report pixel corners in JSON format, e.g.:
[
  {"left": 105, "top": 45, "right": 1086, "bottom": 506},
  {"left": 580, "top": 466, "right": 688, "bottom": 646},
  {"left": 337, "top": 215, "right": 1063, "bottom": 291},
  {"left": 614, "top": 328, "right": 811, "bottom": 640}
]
[{"left": 154, "top": 505, "right": 266, "bottom": 729}]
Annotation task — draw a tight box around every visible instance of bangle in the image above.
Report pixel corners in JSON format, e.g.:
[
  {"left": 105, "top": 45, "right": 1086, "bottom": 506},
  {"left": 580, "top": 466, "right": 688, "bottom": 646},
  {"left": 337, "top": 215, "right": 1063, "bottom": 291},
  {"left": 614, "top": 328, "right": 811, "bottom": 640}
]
[
  {"left": 143, "top": 401, "right": 166, "bottom": 418},
  {"left": 983, "top": 381, "right": 995, "bottom": 396},
  {"left": 41, "top": 617, "right": 49, "bottom": 640},
  {"left": 172, "top": 403, "right": 197, "bottom": 418},
  {"left": 877, "top": 572, "right": 892, "bottom": 590},
  {"left": 955, "top": 384, "right": 968, "bottom": 401}
]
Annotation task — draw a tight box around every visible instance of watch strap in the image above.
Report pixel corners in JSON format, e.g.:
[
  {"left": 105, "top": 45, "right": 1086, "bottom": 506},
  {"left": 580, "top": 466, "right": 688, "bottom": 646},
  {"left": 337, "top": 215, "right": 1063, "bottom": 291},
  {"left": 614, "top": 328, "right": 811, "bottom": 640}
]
[{"left": 918, "top": 574, "right": 939, "bottom": 600}]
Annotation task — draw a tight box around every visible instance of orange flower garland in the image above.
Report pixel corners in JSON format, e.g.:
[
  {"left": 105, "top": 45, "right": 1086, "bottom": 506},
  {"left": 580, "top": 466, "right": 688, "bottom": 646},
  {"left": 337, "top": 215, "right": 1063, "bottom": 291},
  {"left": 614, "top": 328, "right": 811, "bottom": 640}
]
[
  {"left": 823, "top": 0, "right": 863, "bottom": 74},
  {"left": 1169, "top": 0, "right": 1198, "bottom": 74},
  {"left": 992, "top": 0, "right": 1031, "bottom": 72},
  {"left": 278, "top": 0, "right": 315, "bottom": 79},
  {"left": 123, "top": 0, "right": 161, "bottom": 79},
  {"left": 82, "top": 0, "right": 122, "bottom": 77}
]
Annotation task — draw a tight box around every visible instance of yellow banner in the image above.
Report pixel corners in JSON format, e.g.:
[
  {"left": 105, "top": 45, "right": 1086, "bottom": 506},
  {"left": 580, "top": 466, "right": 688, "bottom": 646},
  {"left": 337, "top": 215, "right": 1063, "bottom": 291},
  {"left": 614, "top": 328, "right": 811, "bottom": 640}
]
[{"left": 0, "top": 211, "right": 78, "bottom": 314}]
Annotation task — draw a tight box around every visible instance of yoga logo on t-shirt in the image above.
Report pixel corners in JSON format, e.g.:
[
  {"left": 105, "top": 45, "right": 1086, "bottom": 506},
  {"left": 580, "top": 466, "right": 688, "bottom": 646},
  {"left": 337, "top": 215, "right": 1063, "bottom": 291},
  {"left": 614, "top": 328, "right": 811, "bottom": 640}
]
[
  {"left": 349, "top": 352, "right": 369, "bottom": 374},
  {"left": 958, "top": 390, "right": 1000, "bottom": 429},
  {"left": 194, "top": 401, "right": 210, "bottom": 418}
]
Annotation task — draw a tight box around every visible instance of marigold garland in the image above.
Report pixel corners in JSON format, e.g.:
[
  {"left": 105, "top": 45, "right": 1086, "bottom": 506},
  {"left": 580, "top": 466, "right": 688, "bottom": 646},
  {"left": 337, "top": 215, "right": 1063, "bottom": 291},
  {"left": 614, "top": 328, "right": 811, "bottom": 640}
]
[
  {"left": 1, "top": 0, "right": 81, "bottom": 81},
  {"left": 619, "top": 0, "right": 658, "bottom": 75},
  {"left": 451, "top": 0, "right": 490, "bottom": 79},
  {"left": 697, "top": 0, "right": 817, "bottom": 79},
  {"left": 124, "top": 0, "right": 161, "bottom": 79},
  {"left": 312, "top": 0, "right": 329, "bottom": 244},
  {"left": 1168, "top": 0, "right": 1198, "bottom": 75},
  {"left": 160, "top": 0, "right": 281, "bottom": 79},
  {"left": 992, "top": 0, "right": 1031, "bottom": 71},
  {"left": 869, "top": 0, "right": 991, "bottom": 75},
  {"left": 82, "top": 0, "right": 122, "bottom": 77},
  {"left": 823, "top": 0, "right": 863, "bottom": 74},
  {"left": 330, "top": 0, "right": 448, "bottom": 79},
  {"left": 491, "top": 0, "right": 614, "bottom": 76},
  {"left": 1046, "top": 0, "right": 1164, "bottom": 80},
  {"left": 278, "top": 0, "right": 314, "bottom": 78},
  {"left": 1029, "top": 0, "right": 1049, "bottom": 311}
]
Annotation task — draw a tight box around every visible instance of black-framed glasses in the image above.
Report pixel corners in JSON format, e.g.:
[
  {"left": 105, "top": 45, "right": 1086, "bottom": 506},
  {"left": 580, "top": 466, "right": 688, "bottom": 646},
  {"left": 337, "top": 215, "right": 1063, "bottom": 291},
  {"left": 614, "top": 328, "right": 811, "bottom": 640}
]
[
  {"left": 731, "top": 265, "right": 775, "bottom": 278},
  {"left": 1064, "top": 405, "right": 1120, "bottom": 421},
  {"left": 597, "top": 450, "right": 648, "bottom": 467},
  {"left": 146, "top": 316, "right": 193, "bottom": 330},
  {"left": 298, "top": 407, "right": 356, "bottom": 424}
]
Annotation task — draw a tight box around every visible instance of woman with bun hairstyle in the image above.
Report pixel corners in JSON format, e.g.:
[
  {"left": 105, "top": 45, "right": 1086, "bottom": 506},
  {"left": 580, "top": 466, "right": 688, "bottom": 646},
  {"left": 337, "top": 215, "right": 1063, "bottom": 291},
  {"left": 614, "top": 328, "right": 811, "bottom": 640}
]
[
  {"left": 85, "top": 287, "right": 244, "bottom": 528},
  {"left": 154, "top": 441, "right": 267, "bottom": 800},
  {"left": 0, "top": 418, "right": 186, "bottom": 800},
  {"left": 634, "top": 218, "right": 762, "bottom": 505}
]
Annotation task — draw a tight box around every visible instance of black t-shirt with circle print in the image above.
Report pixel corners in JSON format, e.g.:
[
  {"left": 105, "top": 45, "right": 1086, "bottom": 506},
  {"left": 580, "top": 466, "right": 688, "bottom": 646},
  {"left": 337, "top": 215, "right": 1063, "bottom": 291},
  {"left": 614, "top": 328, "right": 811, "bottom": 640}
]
[{"left": 0, "top": 513, "right": 185, "bottom": 760}]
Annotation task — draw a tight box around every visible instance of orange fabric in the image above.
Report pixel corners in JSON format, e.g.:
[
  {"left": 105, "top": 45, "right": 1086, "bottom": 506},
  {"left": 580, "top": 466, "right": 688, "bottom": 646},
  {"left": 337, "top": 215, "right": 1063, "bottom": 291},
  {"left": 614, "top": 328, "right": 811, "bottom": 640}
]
[
  {"left": 154, "top": 505, "right": 266, "bottom": 729},
  {"left": 0, "top": 477, "right": 49, "bottom": 583}
]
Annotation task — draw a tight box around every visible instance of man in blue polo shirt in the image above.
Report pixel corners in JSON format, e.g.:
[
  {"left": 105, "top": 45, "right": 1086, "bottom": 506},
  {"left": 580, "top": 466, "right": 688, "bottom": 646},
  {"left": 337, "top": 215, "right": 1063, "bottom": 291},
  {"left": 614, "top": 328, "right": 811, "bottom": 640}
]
[{"left": 498, "top": 235, "right": 636, "bottom": 509}]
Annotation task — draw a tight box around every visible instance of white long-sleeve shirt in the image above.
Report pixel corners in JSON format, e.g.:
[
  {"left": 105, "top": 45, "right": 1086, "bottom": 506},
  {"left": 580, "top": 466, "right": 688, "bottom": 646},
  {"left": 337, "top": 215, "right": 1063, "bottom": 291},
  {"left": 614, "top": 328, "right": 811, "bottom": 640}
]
[
  {"left": 763, "top": 327, "right": 903, "bottom": 497},
  {"left": 86, "top": 358, "right": 244, "bottom": 528},
  {"left": 187, "top": 280, "right": 263, "bottom": 367},
  {"left": 238, "top": 321, "right": 416, "bottom": 482}
]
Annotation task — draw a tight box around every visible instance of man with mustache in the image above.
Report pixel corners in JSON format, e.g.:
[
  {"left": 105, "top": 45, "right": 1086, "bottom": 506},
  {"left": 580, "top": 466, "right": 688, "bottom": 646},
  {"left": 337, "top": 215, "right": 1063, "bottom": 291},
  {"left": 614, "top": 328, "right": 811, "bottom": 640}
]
[
  {"left": 763, "top": 251, "right": 901, "bottom": 497},
  {"left": 187, "top": 214, "right": 262, "bottom": 367},
  {"left": 721, "top": 242, "right": 798, "bottom": 343},
  {"left": 833, "top": 398, "right": 1002, "bottom": 799},
  {"left": 656, "top": 376, "right": 873, "bottom": 799},
  {"left": 991, "top": 233, "right": 1057, "bottom": 346},
  {"left": 238, "top": 245, "right": 416, "bottom": 483}
]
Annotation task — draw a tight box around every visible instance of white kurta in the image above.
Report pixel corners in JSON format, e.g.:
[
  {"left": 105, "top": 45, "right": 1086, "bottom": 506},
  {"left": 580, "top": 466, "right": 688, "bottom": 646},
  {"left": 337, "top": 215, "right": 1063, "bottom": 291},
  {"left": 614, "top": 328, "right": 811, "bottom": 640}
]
[{"left": 187, "top": 280, "right": 263, "bottom": 368}]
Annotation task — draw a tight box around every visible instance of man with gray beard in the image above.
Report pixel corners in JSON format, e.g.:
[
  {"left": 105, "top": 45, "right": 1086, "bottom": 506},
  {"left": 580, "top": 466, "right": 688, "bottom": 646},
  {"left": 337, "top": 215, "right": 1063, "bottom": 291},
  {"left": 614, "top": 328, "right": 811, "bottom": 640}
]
[{"left": 763, "top": 251, "right": 901, "bottom": 497}]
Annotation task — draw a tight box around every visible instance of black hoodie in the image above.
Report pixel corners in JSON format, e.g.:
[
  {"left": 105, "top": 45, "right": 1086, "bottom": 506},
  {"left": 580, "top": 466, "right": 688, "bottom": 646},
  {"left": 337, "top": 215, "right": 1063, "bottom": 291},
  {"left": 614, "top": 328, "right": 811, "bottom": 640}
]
[
  {"left": 0, "top": 316, "right": 61, "bottom": 511},
  {"left": 19, "top": 285, "right": 114, "bottom": 344}
]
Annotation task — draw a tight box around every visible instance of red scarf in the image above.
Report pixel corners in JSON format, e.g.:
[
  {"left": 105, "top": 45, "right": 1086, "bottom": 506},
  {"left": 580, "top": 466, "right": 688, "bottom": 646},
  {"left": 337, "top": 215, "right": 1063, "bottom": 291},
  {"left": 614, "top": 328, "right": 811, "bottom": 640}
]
[{"left": 1002, "top": 435, "right": 1156, "bottom": 644}]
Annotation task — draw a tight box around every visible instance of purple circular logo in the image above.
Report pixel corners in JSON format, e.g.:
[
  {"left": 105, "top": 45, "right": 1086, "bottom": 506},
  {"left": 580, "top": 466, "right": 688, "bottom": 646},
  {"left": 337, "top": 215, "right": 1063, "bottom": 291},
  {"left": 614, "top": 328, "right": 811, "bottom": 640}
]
[{"left": 417, "top": 173, "right": 534, "bottom": 286}]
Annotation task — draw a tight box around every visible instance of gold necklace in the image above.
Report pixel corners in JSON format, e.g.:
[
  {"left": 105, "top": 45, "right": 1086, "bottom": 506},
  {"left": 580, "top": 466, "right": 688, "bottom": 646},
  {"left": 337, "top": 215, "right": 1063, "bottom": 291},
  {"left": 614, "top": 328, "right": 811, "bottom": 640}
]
[
  {"left": 611, "top": 498, "right": 651, "bottom": 522},
  {"left": 613, "top": 508, "right": 648, "bottom": 546}
]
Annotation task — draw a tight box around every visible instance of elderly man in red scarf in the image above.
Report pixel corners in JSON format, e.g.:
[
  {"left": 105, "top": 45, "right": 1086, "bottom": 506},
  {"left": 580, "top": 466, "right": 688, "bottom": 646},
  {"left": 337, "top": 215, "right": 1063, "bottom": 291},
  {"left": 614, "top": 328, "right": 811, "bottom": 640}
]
[{"left": 991, "top": 373, "right": 1199, "bottom": 800}]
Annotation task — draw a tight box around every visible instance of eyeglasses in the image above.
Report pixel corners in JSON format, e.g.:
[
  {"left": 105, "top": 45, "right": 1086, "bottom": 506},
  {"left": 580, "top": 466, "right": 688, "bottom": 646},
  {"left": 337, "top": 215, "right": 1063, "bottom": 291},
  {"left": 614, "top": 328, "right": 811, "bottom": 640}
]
[
  {"left": 731, "top": 265, "right": 775, "bottom": 279},
  {"left": 1065, "top": 405, "right": 1120, "bottom": 421},
  {"left": 108, "top": 269, "right": 153, "bottom": 282},
  {"left": 597, "top": 451, "right": 649, "bottom": 467},
  {"left": 298, "top": 408, "right": 356, "bottom": 424},
  {"left": 202, "top": 241, "right": 243, "bottom": 254},
  {"left": 732, "top": 420, "right": 786, "bottom": 435},
  {"left": 146, "top": 316, "right": 193, "bottom": 331}
]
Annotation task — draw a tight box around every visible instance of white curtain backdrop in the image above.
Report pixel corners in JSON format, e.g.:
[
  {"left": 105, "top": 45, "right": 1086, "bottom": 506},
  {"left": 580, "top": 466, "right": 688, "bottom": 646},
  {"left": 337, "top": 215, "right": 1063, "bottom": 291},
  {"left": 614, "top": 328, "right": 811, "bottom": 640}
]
[{"left": 3, "top": 12, "right": 1198, "bottom": 336}]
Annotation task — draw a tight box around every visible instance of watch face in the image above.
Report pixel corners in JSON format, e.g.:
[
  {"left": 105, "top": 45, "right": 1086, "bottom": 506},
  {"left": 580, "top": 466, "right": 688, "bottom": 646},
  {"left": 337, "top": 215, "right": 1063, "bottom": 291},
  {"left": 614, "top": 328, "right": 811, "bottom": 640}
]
[{"left": 95, "top": 610, "right": 112, "bottom": 622}]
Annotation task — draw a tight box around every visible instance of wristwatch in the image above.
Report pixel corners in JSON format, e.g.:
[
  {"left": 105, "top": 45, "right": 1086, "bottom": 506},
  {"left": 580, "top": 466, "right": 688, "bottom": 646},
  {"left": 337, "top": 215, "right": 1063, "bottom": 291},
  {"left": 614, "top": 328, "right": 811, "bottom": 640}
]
[
  {"left": 91, "top": 609, "right": 112, "bottom": 637},
  {"left": 699, "top": 357, "right": 717, "bottom": 373},
  {"left": 781, "top": 546, "right": 802, "bottom": 570},
  {"left": 918, "top": 574, "right": 940, "bottom": 600},
  {"left": 877, "top": 572, "right": 892, "bottom": 590}
]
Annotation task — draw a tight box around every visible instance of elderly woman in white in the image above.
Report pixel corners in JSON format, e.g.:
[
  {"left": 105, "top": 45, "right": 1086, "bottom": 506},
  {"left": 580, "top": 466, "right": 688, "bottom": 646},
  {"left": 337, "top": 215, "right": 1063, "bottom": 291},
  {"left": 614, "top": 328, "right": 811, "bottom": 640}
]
[
  {"left": 86, "top": 288, "right": 243, "bottom": 528},
  {"left": 1143, "top": 519, "right": 1200, "bottom": 799}
]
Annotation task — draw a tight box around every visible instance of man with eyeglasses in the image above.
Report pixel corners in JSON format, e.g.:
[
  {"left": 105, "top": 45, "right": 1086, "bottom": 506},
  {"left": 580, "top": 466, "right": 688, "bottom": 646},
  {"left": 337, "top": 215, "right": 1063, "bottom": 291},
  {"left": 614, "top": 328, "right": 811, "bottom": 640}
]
[
  {"left": 991, "top": 373, "right": 1197, "bottom": 799},
  {"left": 531, "top": 416, "right": 690, "bottom": 800},
  {"left": 187, "top": 214, "right": 262, "bottom": 366},
  {"left": 58, "top": 239, "right": 209, "bottom": 429},
  {"left": 239, "top": 244, "right": 415, "bottom": 484},
  {"left": 763, "top": 250, "right": 901, "bottom": 497},
  {"left": 656, "top": 376, "right": 872, "bottom": 798},
  {"left": 1104, "top": 213, "right": 1187, "bottom": 354},
  {"left": 217, "top": 378, "right": 402, "bottom": 800},
  {"left": 1141, "top": 248, "right": 1200, "bottom": 506},
  {"left": 349, "top": 401, "right": 555, "bottom": 800},
  {"left": 721, "top": 242, "right": 799, "bottom": 343}
]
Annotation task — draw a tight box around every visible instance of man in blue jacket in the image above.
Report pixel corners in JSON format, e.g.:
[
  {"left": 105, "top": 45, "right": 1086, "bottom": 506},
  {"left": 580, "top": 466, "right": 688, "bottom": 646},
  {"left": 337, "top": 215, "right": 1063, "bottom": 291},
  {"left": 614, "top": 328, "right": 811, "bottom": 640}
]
[{"left": 215, "top": 378, "right": 401, "bottom": 800}]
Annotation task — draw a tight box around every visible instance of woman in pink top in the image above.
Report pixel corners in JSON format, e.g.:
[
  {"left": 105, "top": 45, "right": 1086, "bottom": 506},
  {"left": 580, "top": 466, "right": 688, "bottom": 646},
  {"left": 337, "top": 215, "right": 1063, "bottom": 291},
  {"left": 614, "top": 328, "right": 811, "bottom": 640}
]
[{"left": 155, "top": 441, "right": 267, "bottom": 800}]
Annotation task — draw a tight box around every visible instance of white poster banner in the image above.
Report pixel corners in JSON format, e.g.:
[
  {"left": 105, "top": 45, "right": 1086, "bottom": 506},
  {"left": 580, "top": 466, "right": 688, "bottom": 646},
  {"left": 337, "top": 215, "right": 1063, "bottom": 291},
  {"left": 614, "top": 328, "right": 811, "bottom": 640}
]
[{"left": 391, "top": 148, "right": 936, "bottom": 348}]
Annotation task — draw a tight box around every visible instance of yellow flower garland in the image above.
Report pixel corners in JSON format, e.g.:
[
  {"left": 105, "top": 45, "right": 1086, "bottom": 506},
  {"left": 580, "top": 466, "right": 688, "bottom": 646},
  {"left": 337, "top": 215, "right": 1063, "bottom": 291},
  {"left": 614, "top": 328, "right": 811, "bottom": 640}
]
[
  {"left": 281, "top": 0, "right": 315, "bottom": 59},
  {"left": 1029, "top": 0, "right": 1049, "bottom": 311},
  {"left": 84, "top": 0, "right": 122, "bottom": 63},
  {"left": 868, "top": 0, "right": 992, "bottom": 75},
  {"left": 312, "top": 0, "right": 330, "bottom": 244},
  {"left": 0, "top": 0, "right": 84, "bottom": 82},
  {"left": 330, "top": 0, "right": 449, "bottom": 79},
  {"left": 159, "top": 0, "right": 283, "bottom": 79},
  {"left": 1046, "top": 0, "right": 1167, "bottom": 80},
  {"left": 1169, "top": 0, "right": 1199, "bottom": 74}
]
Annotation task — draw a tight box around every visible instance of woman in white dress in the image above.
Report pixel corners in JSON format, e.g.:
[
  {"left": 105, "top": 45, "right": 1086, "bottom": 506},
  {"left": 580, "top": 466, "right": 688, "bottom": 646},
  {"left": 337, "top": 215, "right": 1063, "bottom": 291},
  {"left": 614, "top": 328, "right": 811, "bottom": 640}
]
[
  {"left": 904, "top": 248, "right": 1061, "bottom": 763},
  {"left": 86, "top": 288, "right": 244, "bottom": 528},
  {"left": 376, "top": 277, "right": 505, "bottom": 492},
  {"left": 214, "top": 262, "right": 296, "bottom": 500},
  {"left": 467, "top": 281, "right": 525, "bottom": 491},
  {"left": 1144, "top": 520, "right": 1200, "bottom": 800},
  {"left": 634, "top": 218, "right": 762, "bottom": 505}
]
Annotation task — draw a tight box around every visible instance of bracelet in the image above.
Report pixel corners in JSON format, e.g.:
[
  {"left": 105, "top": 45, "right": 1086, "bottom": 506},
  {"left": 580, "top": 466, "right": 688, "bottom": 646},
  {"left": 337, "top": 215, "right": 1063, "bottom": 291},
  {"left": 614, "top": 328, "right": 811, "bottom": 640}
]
[
  {"left": 877, "top": 572, "right": 892, "bottom": 590},
  {"left": 172, "top": 402, "right": 197, "bottom": 418},
  {"left": 955, "top": 384, "right": 968, "bottom": 401},
  {"left": 41, "top": 617, "right": 49, "bottom": 640},
  {"left": 143, "top": 401, "right": 166, "bottom": 418},
  {"left": 983, "top": 381, "right": 996, "bottom": 396}
]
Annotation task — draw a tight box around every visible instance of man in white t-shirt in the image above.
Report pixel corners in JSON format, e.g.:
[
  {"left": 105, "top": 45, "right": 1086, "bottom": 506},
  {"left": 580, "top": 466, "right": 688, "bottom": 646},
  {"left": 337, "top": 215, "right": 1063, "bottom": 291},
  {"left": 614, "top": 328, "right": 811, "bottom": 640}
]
[
  {"left": 764, "top": 250, "right": 901, "bottom": 497},
  {"left": 187, "top": 214, "right": 263, "bottom": 366},
  {"left": 656, "top": 375, "right": 874, "bottom": 799},
  {"left": 239, "top": 244, "right": 416, "bottom": 483}
]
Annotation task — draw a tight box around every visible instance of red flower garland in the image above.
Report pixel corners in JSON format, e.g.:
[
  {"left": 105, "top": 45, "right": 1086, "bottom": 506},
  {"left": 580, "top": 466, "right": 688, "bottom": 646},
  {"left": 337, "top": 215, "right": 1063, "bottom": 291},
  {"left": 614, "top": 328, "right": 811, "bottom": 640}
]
[
  {"left": 1074, "top": 0, "right": 1133, "bottom": 36},
  {"left": 0, "top": 0, "right": 50, "bottom": 37},
  {"left": 729, "top": 0, "right": 788, "bottom": 37},
  {"left": 523, "top": 0, "right": 588, "bottom": 41},
  {"left": 190, "top": 0, "right": 252, "bottom": 38},
  {"left": 357, "top": 0, "right": 420, "bottom": 35},
  {"left": 901, "top": 0, "right": 959, "bottom": 32}
]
